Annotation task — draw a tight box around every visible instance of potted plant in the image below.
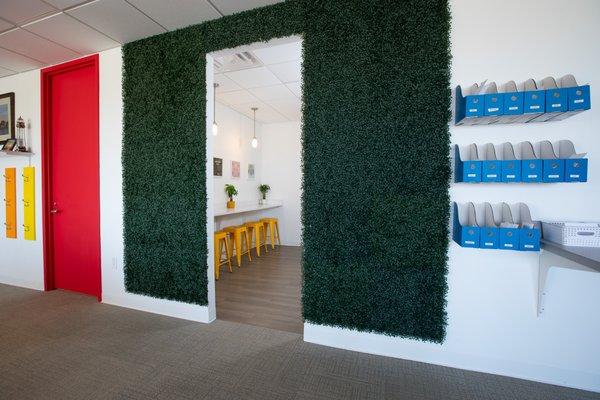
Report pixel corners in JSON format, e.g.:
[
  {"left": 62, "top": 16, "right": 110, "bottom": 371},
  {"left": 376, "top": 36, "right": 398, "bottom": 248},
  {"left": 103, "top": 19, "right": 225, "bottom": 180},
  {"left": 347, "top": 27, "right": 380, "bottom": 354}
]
[
  {"left": 225, "top": 184, "right": 238, "bottom": 209},
  {"left": 258, "top": 184, "right": 270, "bottom": 205}
]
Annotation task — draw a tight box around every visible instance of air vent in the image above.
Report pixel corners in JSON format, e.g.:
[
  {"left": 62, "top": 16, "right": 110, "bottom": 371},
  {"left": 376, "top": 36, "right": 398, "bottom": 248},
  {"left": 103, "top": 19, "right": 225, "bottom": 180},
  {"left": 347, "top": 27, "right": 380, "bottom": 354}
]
[{"left": 214, "top": 51, "right": 263, "bottom": 73}]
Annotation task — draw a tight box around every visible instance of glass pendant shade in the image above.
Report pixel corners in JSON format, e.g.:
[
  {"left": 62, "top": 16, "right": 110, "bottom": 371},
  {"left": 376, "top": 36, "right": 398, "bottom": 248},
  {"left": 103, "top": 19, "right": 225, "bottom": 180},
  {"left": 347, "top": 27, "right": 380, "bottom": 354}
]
[
  {"left": 212, "top": 83, "right": 219, "bottom": 136},
  {"left": 251, "top": 137, "right": 258, "bottom": 148},
  {"left": 212, "top": 122, "right": 218, "bottom": 136}
]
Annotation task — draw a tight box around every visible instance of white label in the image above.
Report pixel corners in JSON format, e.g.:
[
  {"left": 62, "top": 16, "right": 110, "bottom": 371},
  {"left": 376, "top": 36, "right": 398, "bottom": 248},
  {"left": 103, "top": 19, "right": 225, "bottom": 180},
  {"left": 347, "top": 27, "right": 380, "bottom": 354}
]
[
  {"left": 507, "top": 174, "right": 515, "bottom": 178},
  {"left": 504, "top": 244, "right": 513, "bottom": 248},
  {"left": 467, "top": 173, "right": 476, "bottom": 177},
  {"left": 484, "top": 242, "right": 493, "bottom": 246},
  {"left": 530, "top": 105, "right": 540, "bottom": 110},
  {"left": 525, "top": 244, "right": 533, "bottom": 248},
  {"left": 465, "top": 241, "right": 475, "bottom": 245},
  {"left": 549, "top": 174, "right": 559, "bottom": 178},
  {"left": 528, "top": 174, "right": 538, "bottom": 178},
  {"left": 487, "top": 174, "right": 497, "bottom": 178},
  {"left": 570, "top": 174, "right": 580, "bottom": 178},
  {"left": 574, "top": 99, "right": 584, "bottom": 104},
  {"left": 468, "top": 108, "right": 478, "bottom": 112},
  {"left": 488, "top": 107, "right": 499, "bottom": 112},
  {"left": 509, "top": 106, "right": 518, "bottom": 110},
  {"left": 551, "top": 103, "right": 562, "bottom": 108}
]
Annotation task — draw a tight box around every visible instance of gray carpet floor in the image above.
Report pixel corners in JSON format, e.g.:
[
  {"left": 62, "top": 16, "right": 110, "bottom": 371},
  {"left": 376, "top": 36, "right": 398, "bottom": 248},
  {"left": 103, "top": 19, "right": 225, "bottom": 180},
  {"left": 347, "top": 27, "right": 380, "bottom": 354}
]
[{"left": 1, "top": 284, "right": 598, "bottom": 400}]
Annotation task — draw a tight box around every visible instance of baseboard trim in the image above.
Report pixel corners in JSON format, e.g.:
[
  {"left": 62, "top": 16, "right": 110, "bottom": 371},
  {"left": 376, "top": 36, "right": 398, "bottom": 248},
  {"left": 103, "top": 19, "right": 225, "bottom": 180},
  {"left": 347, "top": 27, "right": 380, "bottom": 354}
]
[
  {"left": 0, "top": 276, "right": 44, "bottom": 291},
  {"left": 303, "top": 323, "right": 600, "bottom": 393},
  {"left": 102, "top": 292, "right": 211, "bottom": 323}
]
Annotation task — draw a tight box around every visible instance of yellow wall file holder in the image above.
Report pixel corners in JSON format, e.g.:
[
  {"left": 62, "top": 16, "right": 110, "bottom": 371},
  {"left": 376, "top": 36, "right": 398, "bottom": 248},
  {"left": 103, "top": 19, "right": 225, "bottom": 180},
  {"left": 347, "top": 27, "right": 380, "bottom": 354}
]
[
  {"left": 23, "top": 167, "right": 35, "bottom": 241},
  {"left": 4, "top": 168, "right": 16, "bottom": 239}
]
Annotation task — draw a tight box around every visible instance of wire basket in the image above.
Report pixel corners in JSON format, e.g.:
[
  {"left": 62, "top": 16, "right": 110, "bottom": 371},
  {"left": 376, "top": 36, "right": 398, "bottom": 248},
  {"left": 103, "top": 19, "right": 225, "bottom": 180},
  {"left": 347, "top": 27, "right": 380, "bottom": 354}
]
[{"left": 542, "top": 222, "right": 600, "bottom": 247}]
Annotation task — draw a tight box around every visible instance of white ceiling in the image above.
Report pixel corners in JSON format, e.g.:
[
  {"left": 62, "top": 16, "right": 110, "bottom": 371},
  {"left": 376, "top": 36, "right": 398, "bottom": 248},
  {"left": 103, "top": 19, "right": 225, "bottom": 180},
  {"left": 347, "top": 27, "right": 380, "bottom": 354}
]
[
  {"left": 0, "top": 0, "right": 285, "bottom": 77},
  {"left": 214, "top": 39, "right": 302, "bottom": 123}
]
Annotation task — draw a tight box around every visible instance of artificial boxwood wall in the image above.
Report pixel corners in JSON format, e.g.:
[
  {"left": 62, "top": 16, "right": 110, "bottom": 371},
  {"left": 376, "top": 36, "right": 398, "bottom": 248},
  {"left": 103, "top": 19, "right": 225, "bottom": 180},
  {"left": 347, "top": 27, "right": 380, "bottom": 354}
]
[{"left": 123, "top": 0, "right": 451, "bottom": 342}]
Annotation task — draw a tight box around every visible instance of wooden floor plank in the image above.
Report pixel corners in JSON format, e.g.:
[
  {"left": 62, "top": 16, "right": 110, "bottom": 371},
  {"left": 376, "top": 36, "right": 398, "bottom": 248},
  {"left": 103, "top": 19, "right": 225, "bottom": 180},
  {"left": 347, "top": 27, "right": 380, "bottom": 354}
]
[{"left": 216, "top": 245, "right": 303, "bottom": 334}]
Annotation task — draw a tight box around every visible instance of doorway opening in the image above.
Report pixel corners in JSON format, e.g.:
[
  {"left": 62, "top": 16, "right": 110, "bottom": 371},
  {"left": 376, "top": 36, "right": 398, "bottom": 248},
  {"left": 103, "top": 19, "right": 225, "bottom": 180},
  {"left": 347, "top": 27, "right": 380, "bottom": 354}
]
[
  {"left": 41, "top": 55, "right": 101, "bottom": 300},
  {"left": 207, "top": 37, "right": 303, "bottom": 333}
]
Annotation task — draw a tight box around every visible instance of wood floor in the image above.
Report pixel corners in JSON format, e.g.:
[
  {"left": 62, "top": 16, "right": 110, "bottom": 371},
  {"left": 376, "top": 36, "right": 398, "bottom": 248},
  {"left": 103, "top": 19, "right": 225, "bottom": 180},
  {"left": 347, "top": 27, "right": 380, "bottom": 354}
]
[{"left": 215, "top": 245, "right": 303, "bottom": 334}]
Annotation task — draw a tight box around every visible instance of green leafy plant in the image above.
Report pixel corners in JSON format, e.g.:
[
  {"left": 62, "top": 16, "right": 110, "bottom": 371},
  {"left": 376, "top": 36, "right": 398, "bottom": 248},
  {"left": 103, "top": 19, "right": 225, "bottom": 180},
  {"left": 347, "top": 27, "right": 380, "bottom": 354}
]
[
  {"left": 258, "top": 184, "right": 271, "bottom": 199},
  {"left": 225, "top": 184, "right": 238, "bottom": 201}
]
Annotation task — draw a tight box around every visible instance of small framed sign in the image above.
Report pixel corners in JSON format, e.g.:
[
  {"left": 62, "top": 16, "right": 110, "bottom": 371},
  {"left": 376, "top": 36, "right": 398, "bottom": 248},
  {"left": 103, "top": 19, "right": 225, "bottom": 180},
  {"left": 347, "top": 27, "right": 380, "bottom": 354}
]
[
  {"left": 0, "top": 92, "right": 15, "bottom": 144},
  {"left": 213, "top": 157, "right": 223, "bottom": 177}
]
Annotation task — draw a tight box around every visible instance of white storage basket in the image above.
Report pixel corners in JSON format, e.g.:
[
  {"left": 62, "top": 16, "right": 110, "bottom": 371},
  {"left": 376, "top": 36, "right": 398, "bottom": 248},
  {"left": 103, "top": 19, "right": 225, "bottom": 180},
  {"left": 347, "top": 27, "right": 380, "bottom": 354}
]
[{"left": 542, "top": 222, "right": 600, "bottom": 247}]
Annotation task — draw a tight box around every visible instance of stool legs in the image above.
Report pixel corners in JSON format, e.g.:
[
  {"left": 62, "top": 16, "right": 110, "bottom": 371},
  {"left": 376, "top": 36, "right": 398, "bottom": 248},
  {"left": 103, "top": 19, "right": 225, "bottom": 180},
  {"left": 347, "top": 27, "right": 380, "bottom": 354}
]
[
  {"left": 214, "top": 235, "right": 232, "bottom": 281},
  {"left": 233, "top": 230, "right": 242, "bottom": 267},
  {"left": 243, "top": 230, "right": 253, "bottom": 262}
]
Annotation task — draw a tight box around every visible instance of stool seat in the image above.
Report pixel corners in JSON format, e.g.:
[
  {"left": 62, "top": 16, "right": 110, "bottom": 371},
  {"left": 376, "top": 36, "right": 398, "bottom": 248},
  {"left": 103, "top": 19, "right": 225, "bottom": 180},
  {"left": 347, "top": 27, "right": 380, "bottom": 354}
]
[
  {"left": 260, "top": 218, "right": 281, "bottom": 249},
  {"left": 244, "top": 221, "right": 268, "bottom": 257},
  {"left": 223, "top": 225, "right": 252, "bottom": 267},
  {"left": 214, "top": 230, "right": 232, "bottom": 280}
]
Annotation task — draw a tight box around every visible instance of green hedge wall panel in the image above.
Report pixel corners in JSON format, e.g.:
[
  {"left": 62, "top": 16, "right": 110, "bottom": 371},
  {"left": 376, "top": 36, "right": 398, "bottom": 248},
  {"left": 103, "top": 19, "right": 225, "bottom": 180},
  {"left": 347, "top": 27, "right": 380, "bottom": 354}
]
[
  {"left": 123, "top": 27, "right": 208, "bottom": 305},
  {"left": 122, "top": 0, "right": 451, "bottom": 342},
  {"left": 300, "top": 0, "right": 451, "bottom": 343}
]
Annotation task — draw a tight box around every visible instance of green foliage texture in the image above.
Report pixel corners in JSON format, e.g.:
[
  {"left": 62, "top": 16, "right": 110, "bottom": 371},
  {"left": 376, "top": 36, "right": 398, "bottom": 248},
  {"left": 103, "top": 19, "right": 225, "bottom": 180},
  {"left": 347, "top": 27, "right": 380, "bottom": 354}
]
[{"left": 123, "top": 0, "right": 451, "bottom": 342}]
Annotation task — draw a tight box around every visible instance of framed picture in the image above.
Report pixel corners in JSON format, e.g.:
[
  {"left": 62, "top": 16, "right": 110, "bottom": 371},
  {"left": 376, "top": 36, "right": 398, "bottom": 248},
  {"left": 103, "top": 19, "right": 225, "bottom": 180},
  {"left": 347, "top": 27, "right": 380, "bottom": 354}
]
[
  {"left": 248, "top": 163, "right": 255, "bottom": 180},
  {"left": 231, "top": 160, "right": 240, "bottom": 178},
  {"left": 3, "top": 139, "right": 17, "bottom": 151},
  {"left": 213, "top": 157, "right": 223, "bottom": 177},
  {"left": 0, "top": 92, "right": 15, "bottom": 144}
]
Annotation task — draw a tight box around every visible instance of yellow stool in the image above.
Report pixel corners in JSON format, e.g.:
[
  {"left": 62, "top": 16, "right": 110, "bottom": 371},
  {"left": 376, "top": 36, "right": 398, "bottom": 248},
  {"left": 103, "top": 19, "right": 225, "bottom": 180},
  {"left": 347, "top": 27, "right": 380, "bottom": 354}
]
[
  {"left": 214, "top": 231, "right": 232, "bottom": 280},
  {"left": 244, "top": 221, "right": 268, "bottom": 257},
  {"left": 261, "top": 218, "right": 281, "bottom": 249},
  {"left": 223, "top": 225, "right": 252, "bottom": 267}
]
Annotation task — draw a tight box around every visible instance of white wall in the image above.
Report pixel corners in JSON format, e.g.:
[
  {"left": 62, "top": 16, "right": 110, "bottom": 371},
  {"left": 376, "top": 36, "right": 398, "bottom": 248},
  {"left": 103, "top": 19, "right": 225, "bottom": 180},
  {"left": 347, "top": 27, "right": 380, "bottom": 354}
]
[
  {"left": 213, "top": 102, "right": 263, "bottom": 205},
  {"left": 306, "top": 0, "right": 600, "bottom": 393},
  {"left": 261, "top": 121, "right": 302, "bottom": 246},
  {"left": 0, "top": 70, "right": 44, "bottom": 290}
]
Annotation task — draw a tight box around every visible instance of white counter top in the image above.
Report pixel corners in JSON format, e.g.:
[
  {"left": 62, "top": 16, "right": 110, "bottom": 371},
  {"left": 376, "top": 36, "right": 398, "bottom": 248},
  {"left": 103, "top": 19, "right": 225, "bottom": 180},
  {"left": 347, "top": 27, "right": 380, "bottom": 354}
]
[{"left": 214, "top": 200, "right": 282, "bottom": 217}]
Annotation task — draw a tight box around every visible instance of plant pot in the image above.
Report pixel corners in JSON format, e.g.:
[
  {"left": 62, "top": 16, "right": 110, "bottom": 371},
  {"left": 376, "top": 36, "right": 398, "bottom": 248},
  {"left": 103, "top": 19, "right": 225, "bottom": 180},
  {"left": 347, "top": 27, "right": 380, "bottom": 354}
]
[{"left": 227, "top": 200, "right": 235, "bottom": 209}]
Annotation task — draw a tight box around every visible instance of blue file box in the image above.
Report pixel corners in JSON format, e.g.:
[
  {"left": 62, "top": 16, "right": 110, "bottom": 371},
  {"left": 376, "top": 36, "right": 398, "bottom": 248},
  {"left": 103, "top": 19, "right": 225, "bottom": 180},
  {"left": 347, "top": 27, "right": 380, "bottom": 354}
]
[
  {"left": 466, "top": 95, "right": 485, "bottom": 118},
  {"left": 501, "top": 160, "right": 521, "bottom": 182},
  {"left": 482, "top": 161, "right": 502, "bottom": 182},
  {"left": 542, "top": 159, "right": 565, "bottom": 182},
  {"left": 454, "top": 145, "right": 481, "bottom": 183},
  {"left": 523, "top": 90, "right": 545, "bottom": 115},
  {"left": 455, "top": 86, "right": 485, "bottom": 125},
  {"left": 568, "top": 85, "right": 591, "bottom": 111},
  {"left": 452, "top": 203, "right": 480, "bottom": 247},
  {"left": 484, "top": 93, "right": 504, "bottom": 117},
  {"left": 519, "top": 228, "right": 541, "bottom": 251},
  {"left": 480, "top": 227, "right": 500, "bottom": 249},
  {"left": 545, "top": 88, "right": 569, "bottom": 115},
  {"left": 564, "top": 158, "right": 588, "bottom": 182},
  {"left": 503, "top": 92, "right": 524, "bottom": 115},
  {"left": 499, "top": 228, "right": 520, "bottom": 250},
  {"left": 521, "top": 159, "right": 543, "bottom": 182}
]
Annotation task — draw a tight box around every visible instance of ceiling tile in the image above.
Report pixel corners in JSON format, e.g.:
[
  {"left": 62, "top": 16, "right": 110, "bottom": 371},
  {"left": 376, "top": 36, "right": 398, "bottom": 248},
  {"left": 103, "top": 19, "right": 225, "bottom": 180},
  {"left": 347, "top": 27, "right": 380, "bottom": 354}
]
[
  {"left": 210, "top": 0, "right": 283, "bottom": 16},
  {"left": 285, "top": 81, "right": 301, "bottom": 98},
  {"left": 230, "top": 101, "right": 287, "bottom": 123},
  {"left": 0, "top": 0, "right": 57, "bottom": 24},
  {"left": 43, "top": 0, "right": 89, "bottom": 9},
  {"left": 24, "top": 12, "right": 119, "bottom": 54},
  {"left": 0, "top": 47, "right": 44, "bottom": 71},
  {"left": 0, "top": 65, "right": 16, "bottom": 77},
  {"left": 126, "top": 0, "right": 220, "bottom": 30},
  {"left": 267, "top": 60, "right": 301, "bottom": 83},
  {"left": 214, "top": 73, "right": 241, "bottom": 93},
  {"left": 266, "top": 98, "right": 301, "bottom": 121},
  {"left": 252, "top": 41, "right": 301, "bottom": 65},
  {"left": 249, "top": 84, "right": 295, "bottom": 102},
  {"left": 224, "top": 66, "right": 280, "bottom": 89},
  {"left": 0, "top": 18, "right": 14, "bottom": 32},
  {"left": 216, "top": 89, "right": 259, "bottom": 106},
  {"left": 66, "top": 0, "right": 166, "bottom": 43},
  {"left": 0, "top": 28, "right": 80, "bottom": 64}
]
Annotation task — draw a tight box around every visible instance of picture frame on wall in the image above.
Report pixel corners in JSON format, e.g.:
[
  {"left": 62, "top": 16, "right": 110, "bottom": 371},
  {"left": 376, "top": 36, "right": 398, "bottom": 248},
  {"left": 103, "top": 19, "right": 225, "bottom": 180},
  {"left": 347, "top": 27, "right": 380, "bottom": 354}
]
[
  {"left": 213, "top": 157, "right": 223, "bottom": 177},
  {"left": 0, "top": 92, "right": 15, "bottom": 144},
  {"left": 3, "top": 139, "right": 17, "bottom": 151},
  {"left": 248, "top": 163, "right": 255, "bottom": 180},
  {"left": 231, "top": 161, "right": 240, "bottom": 178}
]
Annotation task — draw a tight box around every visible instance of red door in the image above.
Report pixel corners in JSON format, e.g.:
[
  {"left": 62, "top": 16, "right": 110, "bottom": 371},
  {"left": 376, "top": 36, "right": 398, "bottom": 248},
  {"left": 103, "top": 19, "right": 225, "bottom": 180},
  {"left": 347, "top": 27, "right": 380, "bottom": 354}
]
[{"left": 41, "top": 55, "right": 101, "bottom": 299}]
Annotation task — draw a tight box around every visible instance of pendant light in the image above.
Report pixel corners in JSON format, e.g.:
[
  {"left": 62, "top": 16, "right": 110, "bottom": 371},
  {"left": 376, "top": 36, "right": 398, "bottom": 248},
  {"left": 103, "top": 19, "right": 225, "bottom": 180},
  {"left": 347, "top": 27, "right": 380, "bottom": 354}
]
[
  {"left": 212, "top": 83, "right": 219, "bottom": 136},
  {"left": 251, "top": 107, "right": 258, "bottom": 148}
]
